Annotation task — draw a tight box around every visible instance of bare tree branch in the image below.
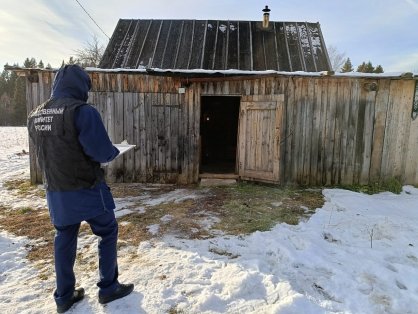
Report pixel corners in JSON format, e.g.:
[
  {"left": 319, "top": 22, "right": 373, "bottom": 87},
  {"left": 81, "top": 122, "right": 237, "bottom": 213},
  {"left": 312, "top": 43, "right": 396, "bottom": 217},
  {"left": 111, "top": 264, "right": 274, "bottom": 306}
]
[
  {"left": 327, "top": 45, "right": 346, "bottom": 72},
  {"left": 74, "top": 35, "right": 105, "bottom": 67}
]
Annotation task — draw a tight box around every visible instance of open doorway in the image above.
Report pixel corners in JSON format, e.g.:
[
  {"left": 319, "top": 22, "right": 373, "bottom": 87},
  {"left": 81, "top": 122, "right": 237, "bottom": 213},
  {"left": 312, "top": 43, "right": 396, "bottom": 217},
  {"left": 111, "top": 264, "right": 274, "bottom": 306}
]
[{"left": 200, "top": 96, "right": 240, "bottom": 174}]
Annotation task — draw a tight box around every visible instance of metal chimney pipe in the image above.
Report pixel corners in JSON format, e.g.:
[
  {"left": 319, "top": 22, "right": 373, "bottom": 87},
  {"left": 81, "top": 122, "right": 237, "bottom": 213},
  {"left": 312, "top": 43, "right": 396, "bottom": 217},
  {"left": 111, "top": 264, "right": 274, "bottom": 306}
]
[{"left": 262, "top": 5, "right": 271, "bottom": 28}]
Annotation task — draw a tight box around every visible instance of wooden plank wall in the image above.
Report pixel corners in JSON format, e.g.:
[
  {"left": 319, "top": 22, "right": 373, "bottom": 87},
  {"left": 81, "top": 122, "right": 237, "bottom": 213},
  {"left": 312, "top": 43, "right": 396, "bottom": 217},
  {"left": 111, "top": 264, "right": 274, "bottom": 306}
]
[
  {"left": 199, "top": 75, "right": 417, "bottom": 186},
  {"left": 89, "top": 73, "right": 186, "bottom": 183},
  {"left": 26, "top": 71, "right": 417, "bottom": 186}
]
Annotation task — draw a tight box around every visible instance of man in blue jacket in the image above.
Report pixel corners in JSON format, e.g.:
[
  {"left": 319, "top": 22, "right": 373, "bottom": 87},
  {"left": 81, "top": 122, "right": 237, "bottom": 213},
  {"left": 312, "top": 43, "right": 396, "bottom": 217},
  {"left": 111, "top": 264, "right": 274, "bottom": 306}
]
[{"left": 27, "top": 65, "right": 134, "bottom": 313}]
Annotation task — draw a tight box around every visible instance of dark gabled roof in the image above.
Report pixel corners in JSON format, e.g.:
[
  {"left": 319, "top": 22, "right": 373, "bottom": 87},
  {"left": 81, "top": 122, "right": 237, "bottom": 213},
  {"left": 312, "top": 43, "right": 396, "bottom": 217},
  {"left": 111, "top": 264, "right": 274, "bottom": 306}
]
[{"left": 101, "top": 19, "right": 331, "bottom": 72}]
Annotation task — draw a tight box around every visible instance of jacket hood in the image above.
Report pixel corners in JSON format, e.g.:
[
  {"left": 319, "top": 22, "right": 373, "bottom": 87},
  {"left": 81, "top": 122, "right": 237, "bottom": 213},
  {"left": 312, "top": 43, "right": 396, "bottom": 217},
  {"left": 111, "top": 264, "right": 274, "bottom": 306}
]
[{"left": 51, "top": 65, "right": 91, "bottom": 102}]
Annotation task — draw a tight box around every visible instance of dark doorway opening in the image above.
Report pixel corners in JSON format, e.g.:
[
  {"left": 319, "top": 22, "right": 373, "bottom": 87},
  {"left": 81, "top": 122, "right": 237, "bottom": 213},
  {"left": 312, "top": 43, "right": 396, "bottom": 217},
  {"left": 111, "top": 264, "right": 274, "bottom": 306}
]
[{"left": 200, "top": 96, "right": 240, "bottom": 174}]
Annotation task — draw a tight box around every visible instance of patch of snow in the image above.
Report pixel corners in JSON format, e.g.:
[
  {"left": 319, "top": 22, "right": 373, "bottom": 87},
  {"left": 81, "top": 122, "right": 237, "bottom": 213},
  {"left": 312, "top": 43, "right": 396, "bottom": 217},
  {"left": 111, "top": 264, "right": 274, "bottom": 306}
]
[
  {"left": 219, "top": 24, "right": 227, "bottom": 33},
  {"left": 147, "top": 224, "right": 160, "bottom": 235},
  {"left": 160, "top": 214, "right": 173, "bottom": 223},
  {"left": 142, "top": 189, "right": 204, "bottom": 206}
]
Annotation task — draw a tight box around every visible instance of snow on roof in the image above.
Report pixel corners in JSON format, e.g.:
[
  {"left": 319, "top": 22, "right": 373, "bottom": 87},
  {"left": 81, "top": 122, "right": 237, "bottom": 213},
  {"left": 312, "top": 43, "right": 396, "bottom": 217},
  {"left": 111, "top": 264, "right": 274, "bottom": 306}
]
[{"left": 5, "top": 65, "right": 418, "bottom": 79}]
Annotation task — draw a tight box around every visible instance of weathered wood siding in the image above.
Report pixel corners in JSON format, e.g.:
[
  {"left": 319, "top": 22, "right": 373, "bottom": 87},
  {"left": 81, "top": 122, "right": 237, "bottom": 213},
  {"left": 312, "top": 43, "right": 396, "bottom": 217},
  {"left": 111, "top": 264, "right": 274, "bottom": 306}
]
[
  {"left": 26, "top": 71, "right": 417, "bottom": 186},
  {"left": 88, "top": 74, "right": 189, "bottom": 183}
]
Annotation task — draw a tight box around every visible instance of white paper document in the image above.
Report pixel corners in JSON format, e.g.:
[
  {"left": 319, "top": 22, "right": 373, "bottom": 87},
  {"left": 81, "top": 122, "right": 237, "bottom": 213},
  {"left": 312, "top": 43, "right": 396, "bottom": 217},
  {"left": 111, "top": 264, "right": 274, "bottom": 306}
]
[
  {"left": 101, "top": 143, "right": 136, "bottom": 166},
  {"left": 114, "top": 143, "right": 136, "bottom": 155}
]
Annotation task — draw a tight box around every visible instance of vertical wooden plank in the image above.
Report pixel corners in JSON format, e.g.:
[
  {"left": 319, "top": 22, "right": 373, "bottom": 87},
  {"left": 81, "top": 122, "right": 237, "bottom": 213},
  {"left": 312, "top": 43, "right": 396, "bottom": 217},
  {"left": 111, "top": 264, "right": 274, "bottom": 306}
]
[
  {"left": 359, "top": 86, "right": 376, "bottom": 184},
  {"left": 353, "top": 81, "right": 368, "bottom": 184},
  {"left": 394, "top": 80, "right": 414, "bottom": 181},
  {"left": 404, "top": 81, "right": 418, "bottom": 184},
  {"left": 303, "top": 77, "right": 314, "bottom": 185},
  {"left": 144, "top": 93, "right": 153, "bottom": 181},
  {"left": 317, "top": 78, "right": 328, "bottom": 185},
  {"left": 255, "top": 109, "right": 262, "bottom": 171},
  {"left": 339, "top": 79, "right": 352, "bottom": 185},
  {"left": 114, "top": 92, "right": 124, "bottom": 182},
  {"left": 324, "top": 78, "right": 337, "bottom": 185},
  {"left": 179, "top": 86, "right": 190, "bottom": 184},
  {"left": 242, "top": 79, "right": 251, "bottom": 96},
  {"left": 137, "top": 93, "right": 147, "bottom": 182},
  {"left": 170, "top": 94, "right": 180, "bottom": 181},
  {"left": 192, "top": 85, "right": 201, "bottom": 183},
  {"left": 123, "top": 93, "right": 135, "bottom": 182},
  {"left": 264, "top": 108, "right": 273, "bottom": 172},
  {"left": 331, "top": 79, "right": 344, "bottom": 184},
  {"left": 343, "top": 79, "right": 360, "bottom": 185},
  {"left": 292, "top": 78, "right": 304, "bottom": 183},
  {"left": 187, "top": 86, "right": 195, "bottom": 183},
  {"left": 278, "top": 78, "right": 288, "bottom": 184},
  {"left": 284, "top": 77, "right": 295, "bottom": 184},
  {"left": 104, "top": 92, "right": 115, "bottom": 182},
  {"left": 310, "top": 78, "right": 321, "bottom": 185},
  {"left": 369, "top": 79, "right": 390, "bottom": 182},
  {"left": 273, "top": 95, "right": 284, "bottom": 181},
  {"left": 238, "top": 102, "right": 247, "bottom": 178},
  {"left": 165, "top": 93, "right": 172, "bottom": 182},
  {"left": 380, "top": 81, "right": 401, "bottom": 180},
  {"left": 132, "top": 93, "right": 140, "bottom": 181},
  {"left": 151, "top": 93, "right": 158, "bottom": 182}
]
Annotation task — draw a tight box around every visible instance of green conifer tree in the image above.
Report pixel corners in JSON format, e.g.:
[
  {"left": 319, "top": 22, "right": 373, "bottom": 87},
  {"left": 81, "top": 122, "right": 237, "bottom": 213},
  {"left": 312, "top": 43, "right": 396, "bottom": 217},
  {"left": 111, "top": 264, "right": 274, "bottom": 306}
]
[
  {"left": 373, "top": 65, "right": 384, "bottom": 73},
  {"left": 357, "top": 62, "right": 367, "bottom": 72},
  {"left": 364, "top": 61, "right": 374, "bottom": 73},
  {"left": 340, "top": 58, "right": 354, "bottom": 72},
  {"left": 24, "top": 57, "right": 37, "bottom": 68}
]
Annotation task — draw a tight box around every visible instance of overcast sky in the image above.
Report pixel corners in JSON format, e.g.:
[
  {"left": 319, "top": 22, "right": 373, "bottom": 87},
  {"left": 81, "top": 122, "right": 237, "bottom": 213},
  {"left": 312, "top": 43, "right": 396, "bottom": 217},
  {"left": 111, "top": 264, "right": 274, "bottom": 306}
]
[{"left": 1, "top": 0, "right": 417, "bottom": 72}]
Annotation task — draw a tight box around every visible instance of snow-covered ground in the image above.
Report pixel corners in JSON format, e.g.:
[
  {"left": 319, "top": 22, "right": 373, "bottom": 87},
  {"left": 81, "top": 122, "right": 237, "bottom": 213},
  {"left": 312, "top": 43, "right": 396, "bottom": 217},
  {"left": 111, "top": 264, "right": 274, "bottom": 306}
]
[{"left": 1, "top": 126, "right": 418, "bottom": 314}]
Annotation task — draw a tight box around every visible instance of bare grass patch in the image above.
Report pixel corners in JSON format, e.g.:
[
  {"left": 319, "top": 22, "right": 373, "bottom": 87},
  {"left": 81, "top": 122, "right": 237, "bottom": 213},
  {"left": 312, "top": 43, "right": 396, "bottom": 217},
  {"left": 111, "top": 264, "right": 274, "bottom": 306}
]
[
  {"left": 0, "top": 205, "right": 54, "bottom": 264},
  {"left": 3, "top": 179, "right": 45, "bottom": 198},
  {"left": 0, "top": 181, "right": 324, "bottom": 269}
]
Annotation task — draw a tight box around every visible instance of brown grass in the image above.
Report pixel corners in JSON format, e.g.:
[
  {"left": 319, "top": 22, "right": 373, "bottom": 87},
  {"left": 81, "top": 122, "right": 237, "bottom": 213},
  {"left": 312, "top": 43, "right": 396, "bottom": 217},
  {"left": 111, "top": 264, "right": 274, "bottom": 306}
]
[
  {"left": 0, "top": 205, "right": 54, "bottom": 264},
  {"left": 0, "top": 182, "right": 325, "bottom": 267},
  {"left": 3, "top": 179, "right": 45, "bottom": 198}
]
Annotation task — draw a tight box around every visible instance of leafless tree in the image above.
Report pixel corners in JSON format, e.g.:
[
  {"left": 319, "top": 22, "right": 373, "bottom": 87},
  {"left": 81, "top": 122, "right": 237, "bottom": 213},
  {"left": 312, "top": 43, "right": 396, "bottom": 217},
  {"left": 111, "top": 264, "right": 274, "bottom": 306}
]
[
  {"left": 327, "top": 45, "right": 346, "bottom": 72},
  {"left": 74, "top": 35, "right": 105, "bottom": 67}
]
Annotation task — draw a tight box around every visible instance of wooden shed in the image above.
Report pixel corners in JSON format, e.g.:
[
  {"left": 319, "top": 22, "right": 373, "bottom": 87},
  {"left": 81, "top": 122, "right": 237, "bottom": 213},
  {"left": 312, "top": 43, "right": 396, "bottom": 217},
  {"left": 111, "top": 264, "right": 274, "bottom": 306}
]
[
  {"left": 11, "top": 18, "right": 418, "bottom": 186},
  {"left": 14, "top": 67, "right": 418, "bottom": 186}
]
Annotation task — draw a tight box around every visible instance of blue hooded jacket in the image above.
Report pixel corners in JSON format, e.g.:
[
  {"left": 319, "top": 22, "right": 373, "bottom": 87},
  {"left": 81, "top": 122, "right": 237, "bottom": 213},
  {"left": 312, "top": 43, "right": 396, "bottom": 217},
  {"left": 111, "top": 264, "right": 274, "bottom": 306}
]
[{"left": 46, "top": 65, "right": 119, "bottom": 226}]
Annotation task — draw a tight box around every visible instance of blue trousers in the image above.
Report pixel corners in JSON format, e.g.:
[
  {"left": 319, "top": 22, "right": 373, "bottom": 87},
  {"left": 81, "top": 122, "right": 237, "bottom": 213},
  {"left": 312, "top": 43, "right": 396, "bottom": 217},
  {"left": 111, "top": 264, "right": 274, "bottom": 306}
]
[{"left": 53, "top": 210, "right": 119, "bottom": 306}]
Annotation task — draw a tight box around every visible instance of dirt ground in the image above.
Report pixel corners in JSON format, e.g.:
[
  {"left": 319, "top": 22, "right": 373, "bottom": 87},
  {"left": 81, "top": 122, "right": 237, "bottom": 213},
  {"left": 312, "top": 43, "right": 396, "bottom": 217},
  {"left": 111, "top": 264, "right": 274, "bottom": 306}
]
[{"left": 0, "top": 181, "right": 324, "bottom": 272}]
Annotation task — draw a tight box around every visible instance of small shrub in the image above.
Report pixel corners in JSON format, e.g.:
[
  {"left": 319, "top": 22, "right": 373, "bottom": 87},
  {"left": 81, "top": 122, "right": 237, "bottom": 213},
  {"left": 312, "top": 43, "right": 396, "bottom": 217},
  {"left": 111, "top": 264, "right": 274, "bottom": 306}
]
[{"left": 338, "top": 178, "right": 402, "bottom": 195}]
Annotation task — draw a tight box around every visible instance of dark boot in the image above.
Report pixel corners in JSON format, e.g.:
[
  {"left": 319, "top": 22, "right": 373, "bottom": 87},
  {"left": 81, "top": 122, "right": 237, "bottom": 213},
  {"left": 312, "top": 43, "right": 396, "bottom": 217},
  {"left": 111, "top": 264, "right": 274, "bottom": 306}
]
[
  {"left": 98, "top": 283, "right": 134, "bottom": 304},
  {"left": 56, "top": 287, "right": 85, "bottom": 313}
]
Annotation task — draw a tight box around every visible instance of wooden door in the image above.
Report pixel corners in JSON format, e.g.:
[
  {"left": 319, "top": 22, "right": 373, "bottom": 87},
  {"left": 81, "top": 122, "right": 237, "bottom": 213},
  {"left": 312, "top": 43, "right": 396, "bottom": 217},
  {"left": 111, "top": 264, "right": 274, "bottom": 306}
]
[{"left": 238, "top": 94, "right": 284, "bottom": 183}]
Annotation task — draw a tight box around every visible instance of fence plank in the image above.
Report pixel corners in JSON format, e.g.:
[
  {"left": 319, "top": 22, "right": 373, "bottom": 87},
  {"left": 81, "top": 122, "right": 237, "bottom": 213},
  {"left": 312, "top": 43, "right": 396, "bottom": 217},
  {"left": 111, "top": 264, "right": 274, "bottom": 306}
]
[
  {"left": 369, "top": 80, "right": 390, "bottom": 182},
  {"left": 338, "top": 79, "right": 351, "bottom": 185},
  {"left": 135, "top": 93, "right": 143, "bottom": 180},
  {"left": 303, "top": 78, "right": 314, "bottom": 185},
  {"left": 293, "top": 78, "right": 304, "bottom": 183},
  {"left": 343, "top": 80, "right": 360, "bottom": 184},
  {"left": 360, "top": 86, "right": 377, "bottom": 184},
  {"left": 123, "top": 93, "right": 135, "bottom": 182},
  {"left": 396, "top": 80, "right": 414, "bottom": 181},
  {"left": 324, "top": 78, "right": 337, "bottom": 185},
  {"left": 317, "top": 78, "right": 328, "bottom": 185},
  {"left": 332, "top": 79, "right": 344, "bottom": 184},
  {"left": 381, "top": 81, "right": 402, "bottom": 179},
  {"left": 404, "top": 81, "right": 418, "bottom": 184},
  {"left": 114, "top": 92, "right": 124, "bottom": 182}
]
